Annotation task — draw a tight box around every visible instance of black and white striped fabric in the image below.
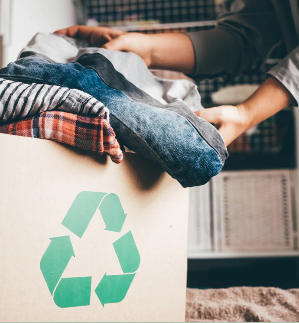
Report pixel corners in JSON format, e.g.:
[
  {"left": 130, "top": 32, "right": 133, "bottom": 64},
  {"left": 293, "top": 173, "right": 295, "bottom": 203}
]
[{"left": 0, "top": 78, "right": 109, "bottom": 124}]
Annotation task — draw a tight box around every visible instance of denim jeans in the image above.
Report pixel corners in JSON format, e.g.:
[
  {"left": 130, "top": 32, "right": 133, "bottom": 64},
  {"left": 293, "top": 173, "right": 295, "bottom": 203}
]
[{"left": 0, "top": 54, "right": 228, "bottom": 187}]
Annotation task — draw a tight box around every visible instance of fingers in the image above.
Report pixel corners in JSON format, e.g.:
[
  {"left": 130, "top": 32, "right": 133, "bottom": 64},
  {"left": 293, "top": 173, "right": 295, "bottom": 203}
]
[
  {"left": 54, "top": 25, "right": 95, "bottom": 42},
  {"left": 195, "top": 107, "right": 223, "bottom": 125},
  {"left": 54, "top": 26, "right": 125, "bottom": 47},
  {"left": 102, "top": 35, "right": 127, "bottom": 51},
  {"left": 54, "top": 25, "right": 100, "bottom": 43},
  {"left": 54, "top": 28, "right": 68, "bottom": 35},
  {"left": 196, "top": 107, "right": 230, "bottom": 146},
  {"left": 54, "top": 25, "right": 104, "bottom": 46},
  {"left": 54, "top": 25, "right": 91, "bottom": 38}
]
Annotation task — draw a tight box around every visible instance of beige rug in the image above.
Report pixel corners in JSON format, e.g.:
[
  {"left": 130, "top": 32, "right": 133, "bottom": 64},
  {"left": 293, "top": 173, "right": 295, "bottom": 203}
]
[{"left": 186, "top": 287, "right": 299, "bottom": 322}]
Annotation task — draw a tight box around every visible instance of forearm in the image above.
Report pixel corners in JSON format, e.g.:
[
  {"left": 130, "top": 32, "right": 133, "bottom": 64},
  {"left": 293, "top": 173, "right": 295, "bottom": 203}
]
[
  {"left": 239, "top": 76, "right": 295, "bottom": 130},
  {"left": 196, "top": 76, "right": 295, "bottom": 146},
  {"left": 147, "top": 33, "right": 195, "bottom": 74}
]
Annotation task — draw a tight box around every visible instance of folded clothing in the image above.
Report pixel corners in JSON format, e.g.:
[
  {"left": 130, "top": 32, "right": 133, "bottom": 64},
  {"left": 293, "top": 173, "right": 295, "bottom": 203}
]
[
  {"left": 20, "top": 32, "right": 203, "bottom": 111},
  {"left": 0, "top": 78, "right": 109, "bottom": 123},
  {"left": 0, "top": 111, "right": 123, "bottom": 163},
  {"left": 0, "top": 77, "right": 123, "bottom": 163},
  {"left": 0, "top": 52, "right": 228, "bottom": 187}
]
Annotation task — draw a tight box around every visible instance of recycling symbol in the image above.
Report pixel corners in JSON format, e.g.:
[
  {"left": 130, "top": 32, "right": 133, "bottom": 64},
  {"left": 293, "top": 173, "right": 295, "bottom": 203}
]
[{"left": 40, "top": 192, "right": 140, "bottom": 308}]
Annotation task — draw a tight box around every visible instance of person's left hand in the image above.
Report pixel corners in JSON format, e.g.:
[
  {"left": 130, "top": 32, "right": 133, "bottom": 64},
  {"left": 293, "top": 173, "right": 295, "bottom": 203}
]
[
  {"left": 195, "top": 104, "right": 251, "bottom": 146},
  {"left": 55, "top": 26, "right": 155, "bottom": 67}
]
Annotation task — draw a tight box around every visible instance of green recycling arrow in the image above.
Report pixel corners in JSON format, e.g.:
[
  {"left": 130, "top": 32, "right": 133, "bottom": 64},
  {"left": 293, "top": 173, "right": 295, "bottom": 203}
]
[
  {"left": 54, "top": 277, "right": 92, "bottom": 308},
  {"left": 62, "top": 192, "right": 127, "bottom": 236},
  {"left": 62, "top": 191, "right": 107, "bottom": 238},
  {"left": 40, "top": 191, "right": 140, "bottom": 308},
  {"left": 99, "top": 193, "right": 127, "bottom": 232},
  {"left": 40, "top": 235, "right": 75, "bottom": 294},
  {"left": 113, "top": 231, "right": 140, "bottom": 273},
  {"left": 95, "top": 273, "right": 135, "bottom": 306}
]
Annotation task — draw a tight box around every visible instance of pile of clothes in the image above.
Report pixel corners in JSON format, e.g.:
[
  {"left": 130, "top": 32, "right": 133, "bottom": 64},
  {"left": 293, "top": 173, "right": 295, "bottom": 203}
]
[{"left": 0, "top": 33, "right": 228, "bottom": 187}]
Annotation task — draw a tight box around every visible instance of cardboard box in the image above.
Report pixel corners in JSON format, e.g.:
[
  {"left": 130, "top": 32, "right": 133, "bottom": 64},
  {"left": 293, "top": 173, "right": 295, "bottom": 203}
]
[{"left": 0, "top": 134, "right": 188, "bottom": 322}]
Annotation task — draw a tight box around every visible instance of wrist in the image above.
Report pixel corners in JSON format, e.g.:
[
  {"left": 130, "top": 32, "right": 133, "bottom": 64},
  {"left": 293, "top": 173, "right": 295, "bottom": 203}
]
[
  {"left": 236, "top": 76, "right": 294, "bottom": 132},
  {"left": 146, "top": 34, "right": 159, "bottom": 69},
  {"left": 235, "top": 103, "right": 254, "bottom": 132}
]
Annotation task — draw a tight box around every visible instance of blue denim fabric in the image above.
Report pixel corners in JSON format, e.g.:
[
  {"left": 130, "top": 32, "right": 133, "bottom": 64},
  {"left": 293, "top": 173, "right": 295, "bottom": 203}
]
[{"left": 0, "top": 56, "right": 226, "bottom": 187}]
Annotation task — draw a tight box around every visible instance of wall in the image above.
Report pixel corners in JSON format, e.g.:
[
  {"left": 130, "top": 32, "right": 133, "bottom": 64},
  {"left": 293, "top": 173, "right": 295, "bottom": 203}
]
[{"left": 0, "top": 0, "right": 77, "bottom": 66}]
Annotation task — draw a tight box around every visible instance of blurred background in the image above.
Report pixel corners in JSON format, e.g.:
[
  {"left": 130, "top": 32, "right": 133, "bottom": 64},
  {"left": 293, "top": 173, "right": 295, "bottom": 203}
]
[{"left": 1, "top": 0, "right": 298, "bottom": 289}]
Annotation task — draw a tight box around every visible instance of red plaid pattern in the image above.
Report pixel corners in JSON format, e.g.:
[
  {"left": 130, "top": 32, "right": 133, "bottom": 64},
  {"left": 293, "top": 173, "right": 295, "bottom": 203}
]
[{"left": 0, "top": 111, "right": 123, "bottom": 163}]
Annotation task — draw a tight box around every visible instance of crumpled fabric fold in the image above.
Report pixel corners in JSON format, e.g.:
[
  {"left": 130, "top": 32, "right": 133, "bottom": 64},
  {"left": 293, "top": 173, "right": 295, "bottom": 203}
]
[
  {"left": 0, "top": 78, "right": 122, "bottom": 163},
  {"left": 0, "top": 111, "right": 123, "bottom": 163}
]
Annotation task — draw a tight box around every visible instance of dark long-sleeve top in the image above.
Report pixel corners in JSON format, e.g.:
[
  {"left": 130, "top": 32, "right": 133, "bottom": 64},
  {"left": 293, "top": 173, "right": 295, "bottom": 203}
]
[{"left": 186, "top": 0, "right": 299, "bottom": 105}]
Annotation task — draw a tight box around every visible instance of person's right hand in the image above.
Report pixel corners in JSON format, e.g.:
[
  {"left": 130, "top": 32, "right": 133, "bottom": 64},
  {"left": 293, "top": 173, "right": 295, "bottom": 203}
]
[
  {"left": 54, "top": 25, "right": 154, "bottom": 67},
  {"left": 196, "top": 105, "right": 250, "bottom": 146}
]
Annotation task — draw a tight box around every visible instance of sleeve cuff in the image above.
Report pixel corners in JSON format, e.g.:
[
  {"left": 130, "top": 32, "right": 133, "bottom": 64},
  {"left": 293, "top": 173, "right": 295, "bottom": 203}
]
[
  {"left": 185, "top": 29, "right": 242, "bottom": 78},
  {"left": 267, "top": 46, "right": 299, "bottom": 107}
]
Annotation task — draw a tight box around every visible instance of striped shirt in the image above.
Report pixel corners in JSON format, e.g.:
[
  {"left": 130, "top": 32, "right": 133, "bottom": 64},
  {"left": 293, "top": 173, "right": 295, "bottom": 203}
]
[{"left": 0, "top": 78, "right": 109, "bottom": 124}]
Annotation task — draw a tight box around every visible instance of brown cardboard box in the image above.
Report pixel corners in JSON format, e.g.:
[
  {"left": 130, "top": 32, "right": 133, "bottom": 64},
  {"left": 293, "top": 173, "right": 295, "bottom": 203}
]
[{"left": 0, "top": 134, "right": 188, "bottom": 322}]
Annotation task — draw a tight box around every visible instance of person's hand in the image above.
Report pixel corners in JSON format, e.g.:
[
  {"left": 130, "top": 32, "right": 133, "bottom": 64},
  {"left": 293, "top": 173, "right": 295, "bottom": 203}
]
[
  {"left": 195, "top": 104, "right": 251, "bottom": 146},
  {"left": 196, "top": 77, "right": 296, "bottom": 146},
  {"left": 55, "top": 25, "right": 195, "bottom": 73},
  {"left": 55, "top": 25, "right": 124, "bottom": 46},
  {"left": 54, "top": 25, "right": 154, "bottom": 66}
]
